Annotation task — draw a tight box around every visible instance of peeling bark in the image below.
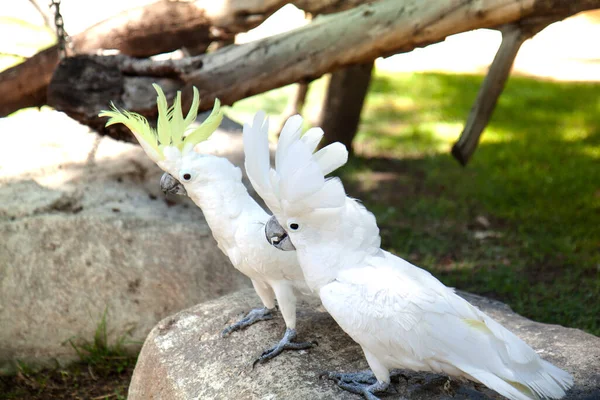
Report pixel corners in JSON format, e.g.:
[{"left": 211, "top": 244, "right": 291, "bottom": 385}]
[
  {"left": 37, "top": 0, "right": 600, "bottom": 143},
  {"left": 1, "top": 0, "right": 376, "bottom": 118}
]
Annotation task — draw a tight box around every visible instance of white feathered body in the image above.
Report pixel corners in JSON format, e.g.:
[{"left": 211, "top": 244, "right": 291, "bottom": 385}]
[
  {"left": 242, "top": 111, "right": 574, "bottom": 400},
  {"left": 296, "top": 198, "right": 573, "bottom": 400}
]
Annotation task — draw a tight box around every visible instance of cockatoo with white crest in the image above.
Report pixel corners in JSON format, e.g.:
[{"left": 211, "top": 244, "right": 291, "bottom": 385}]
[
  {"left": 243, "top": 112, "right": 574, "bottom": 400},
  {"left": 99, "top": 85, "right": 330, "bottom": 363}
]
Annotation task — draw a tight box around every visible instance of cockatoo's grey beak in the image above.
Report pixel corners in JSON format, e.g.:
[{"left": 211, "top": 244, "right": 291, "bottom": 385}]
[
  {"left": 265, "top": 215, "right": 296, "bottom": 251},
  {"left": 160, "top": 173, "right": 187, "bottom": 196}
]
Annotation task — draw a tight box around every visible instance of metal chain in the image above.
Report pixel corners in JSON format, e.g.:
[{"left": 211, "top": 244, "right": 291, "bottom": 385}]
[{"left": 49, "top": 0, "right": 69, "bottom": 58}]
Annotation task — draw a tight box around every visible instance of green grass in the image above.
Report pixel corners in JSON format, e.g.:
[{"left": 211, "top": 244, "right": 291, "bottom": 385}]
[
  {"left": 66, "top": 308, "right": 137, "bottom": 377},
  {"left": 229, "top": 71, "right": 600, "bottom": 336},
  {"left": 1, "top": 310, "right": 136, "bottom": 399}
]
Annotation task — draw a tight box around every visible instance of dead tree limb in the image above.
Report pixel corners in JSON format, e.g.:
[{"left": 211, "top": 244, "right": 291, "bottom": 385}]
[
  {"left": 0, "top": 0, "right": 376, "bottom": 118},
  {"left": 181, "top": 0, "right": 600, "bottom": 109},
  {"left": 451, "top": 16, "right": 563, "bottom": 165},
  {"left": 45, "top": 0, "right": 600, "bottom": 141},
  {"left": 276, "top": 11, "right": 313, "bottom": 134}
]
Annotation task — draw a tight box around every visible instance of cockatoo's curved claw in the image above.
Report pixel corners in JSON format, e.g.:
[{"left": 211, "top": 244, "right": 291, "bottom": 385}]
[
  {"left": 320, "top": 370, "right": 378, "bottom": 385},
  {"left": 322, "top": 371, "right": 404, "bottom": 400},
  {"left": 336, "top": 380, "right": 391, "bottom": 400},
  {"left": 252, "top": 328, "right": 317, "bottom": 367},
  {"left": 221, "top": 307, "right": 273, "bottom": 337}
]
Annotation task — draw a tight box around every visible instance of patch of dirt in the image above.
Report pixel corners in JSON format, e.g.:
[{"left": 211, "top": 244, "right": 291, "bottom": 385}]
[{"left": 0, "top": 362, "right": 134, "bottom": 400}]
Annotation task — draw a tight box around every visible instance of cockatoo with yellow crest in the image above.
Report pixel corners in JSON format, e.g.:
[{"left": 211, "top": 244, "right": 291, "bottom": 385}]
[
  {"left": 243, "top": 112, "right": 574, "bottom": 399},
  {"left": 99, "top": 85, "right": 327, "bottom": 363}
]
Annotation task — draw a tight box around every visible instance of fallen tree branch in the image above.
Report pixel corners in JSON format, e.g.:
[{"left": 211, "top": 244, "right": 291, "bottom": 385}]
[
  {"left": 451, "top": 16, "right": 563, "bottom": 165},
  {"left": 46, "top": 0, "right": 599, "bottom": 141},
  {"left": 0, "top": 0, "right": 376, "bottom": 118}
]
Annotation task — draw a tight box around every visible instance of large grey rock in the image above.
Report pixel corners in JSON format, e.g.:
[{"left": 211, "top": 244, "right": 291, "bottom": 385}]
[
  {"left": 128, "top": 289, "right": 600, "bottom": 400},
  {"left": 0, "top": 109, "right": 252, "bottom": 373}
]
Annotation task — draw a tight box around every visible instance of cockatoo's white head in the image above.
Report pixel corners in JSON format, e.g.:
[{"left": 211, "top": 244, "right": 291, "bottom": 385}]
[
  {"left": 243, "top": 111, "right": 349, "bottom": 252},
  {"left": 99, "top": 84, "right": 224, "bottom": 195}
]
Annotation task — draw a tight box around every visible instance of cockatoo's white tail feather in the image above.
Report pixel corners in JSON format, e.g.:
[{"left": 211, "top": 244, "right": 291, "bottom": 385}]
[
  {"left": 440, "top": 290, "right": 573, "bottom": 400},
  {"left": 464, "top": 360, "right": 572, "bottom": 400},
  {"left": 465, "top": 370, "right": 533, "bottom": 400},
  {"left": 314, "top": 142, "right": 349, "bottom": 176},
  {"left": 522, "top": 359, "right": 573, "bottom": 399}
]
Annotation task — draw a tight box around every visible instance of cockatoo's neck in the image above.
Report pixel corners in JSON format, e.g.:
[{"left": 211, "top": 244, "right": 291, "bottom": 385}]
[
  {"left": 293, "top": 198, "right": 382, "bottom": 291},
  {"left": 182, "top": 155, "right": 263, "bottom": 241}
]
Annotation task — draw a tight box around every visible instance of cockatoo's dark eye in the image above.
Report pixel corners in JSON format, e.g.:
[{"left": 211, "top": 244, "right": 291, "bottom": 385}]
[
  {"left": 289, "top": 223, "right": 299, "bottom": 231},
  {"left": 181, "top": 172, "right": 192, "bottom": 182}
]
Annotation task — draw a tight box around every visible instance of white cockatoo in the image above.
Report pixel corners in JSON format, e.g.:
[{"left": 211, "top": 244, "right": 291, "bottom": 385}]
[
  {"left": 99, "top": 85, "right": 323, "bottom": 363},
  {"left": 243, "top": 112, "right": 574, "bottom": 400}
]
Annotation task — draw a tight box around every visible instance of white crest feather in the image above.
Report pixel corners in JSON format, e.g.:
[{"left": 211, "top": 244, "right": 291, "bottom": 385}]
[
  {"left": 243, "top": 111, "right": 282, "bottom": 214},
  {"left": 243, "top": 112, "right": 349, "bottom": 219},
  {"left": 300, "top": 127, "right": 324, "bottom": 153},
  {"left": 314, "top": 143, "right": 349, "bottom": 176},
  {"left": 276, "top": 115, "right": 303, "bottom": 171}
]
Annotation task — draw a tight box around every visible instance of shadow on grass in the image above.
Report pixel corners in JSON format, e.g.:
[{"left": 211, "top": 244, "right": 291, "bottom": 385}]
[
  {"left": 346, "top": 73, "right": 600, "bottom": 335},
  {"left": 341, "top": 148, "right": 599, "bottom": 337}
]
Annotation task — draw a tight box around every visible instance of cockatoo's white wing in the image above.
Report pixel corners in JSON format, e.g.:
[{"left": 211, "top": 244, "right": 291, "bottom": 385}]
[{"left": 320, "top": 251, "right": 572, "bottom": 400}]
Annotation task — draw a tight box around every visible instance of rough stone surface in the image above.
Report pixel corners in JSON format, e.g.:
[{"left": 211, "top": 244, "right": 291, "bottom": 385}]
[
  {"left": 0, "top": 109, "right": 253, "bottom": 373},
  {"left": 129, "top": 289, "right": 600, "bottom": 400}
]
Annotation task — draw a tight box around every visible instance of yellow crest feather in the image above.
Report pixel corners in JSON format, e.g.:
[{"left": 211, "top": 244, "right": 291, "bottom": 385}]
[
  {"left": 98, "top": 84, "right": 223, "bottom": 161},
  {"left": 98, "top": 105, "right": 163, "bottom": 160},
  {"left": 183, "top": 98, "right": 223, "bottom": 152}
]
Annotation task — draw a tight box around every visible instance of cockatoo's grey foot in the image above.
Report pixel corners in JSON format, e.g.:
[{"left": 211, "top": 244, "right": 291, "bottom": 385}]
[
  {"left": 322, "top": 371, "right": 406, "bottom": 400},
  {"left": 321, "top": 370, "right": 378, "bottom": 385},
  {"left": 336, "top": 380, "right": 390, "bottom": 400},
  {"left": 253, "top": 328, "right": 316, "bottom": 366},
  {"left": 321, "top": 369, "right": 407, "bottom": 385},
  {"left": 221, "top": 307, "right": 273, "bottom": 337}
]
